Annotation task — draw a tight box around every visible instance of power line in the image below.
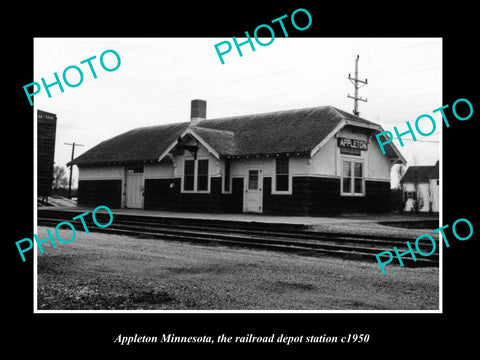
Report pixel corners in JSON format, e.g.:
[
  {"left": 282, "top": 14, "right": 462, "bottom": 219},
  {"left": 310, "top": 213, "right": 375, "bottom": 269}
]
[{"left": 392, "top": 138, "right": 440, "bottom": 143}]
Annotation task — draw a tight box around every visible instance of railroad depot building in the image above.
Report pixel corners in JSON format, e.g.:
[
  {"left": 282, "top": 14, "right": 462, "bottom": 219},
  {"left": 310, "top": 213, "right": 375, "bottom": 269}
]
[
  {"left": 401, "top": 160, "right": 439, "bottom": 213},
  {"left": 69, "top": 100, "right": 405, "bottom": 215}
]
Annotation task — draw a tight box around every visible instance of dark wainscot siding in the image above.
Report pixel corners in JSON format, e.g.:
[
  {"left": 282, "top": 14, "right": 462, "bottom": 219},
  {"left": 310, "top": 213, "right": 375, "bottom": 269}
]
[
  {"left": 143, "top": 178, "right": 175, "bottom": 210},
  {"left": 230, "top": 177, "right": 244, "bottom": 213},
  {"left": 364, "top": 180, "right": 391, "bottom": 212},
  {"left": 263, "top": 177, "right": 309, "bottom": 215},
  {"left": 144, "top": 177, "right": 242, "bottom": 213},
  {"left": 77, "top": 179, "right": 122, "bottom": 208},
  {"left": 144, "top": 176, "right": 390, "bottom": 215},
  {"left": 263, "top": 176, "right": 390, "bottom": 215}
]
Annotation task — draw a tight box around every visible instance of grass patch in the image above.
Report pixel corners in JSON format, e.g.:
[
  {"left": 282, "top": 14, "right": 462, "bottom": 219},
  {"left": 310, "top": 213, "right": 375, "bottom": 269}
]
[{"left": 378, "top": 220, "right": 439, "bottom": 230}]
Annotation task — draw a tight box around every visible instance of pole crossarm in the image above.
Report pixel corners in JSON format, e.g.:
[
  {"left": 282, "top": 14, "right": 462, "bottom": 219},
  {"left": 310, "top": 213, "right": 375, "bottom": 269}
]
[
  {"left": 347, "top": 55, "right": 368, "bottom": 116},
  {"left": 347, "top": 94, "right": 368, "bottom": 102}
]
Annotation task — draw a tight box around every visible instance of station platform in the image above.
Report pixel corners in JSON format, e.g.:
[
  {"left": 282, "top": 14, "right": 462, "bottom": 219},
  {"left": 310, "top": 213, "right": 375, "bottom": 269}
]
[{"left": 37, "top": 205, "right": 439, "bottom": 227}]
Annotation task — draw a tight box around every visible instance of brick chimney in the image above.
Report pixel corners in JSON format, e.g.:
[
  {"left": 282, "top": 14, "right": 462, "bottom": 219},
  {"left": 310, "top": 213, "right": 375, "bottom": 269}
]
[{"left": 190, "top": 99, "right": 206, "bottom": 125}]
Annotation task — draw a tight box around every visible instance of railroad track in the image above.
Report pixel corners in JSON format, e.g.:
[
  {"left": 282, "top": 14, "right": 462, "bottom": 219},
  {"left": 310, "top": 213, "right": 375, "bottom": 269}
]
[{"left": 37, "top": 209, "right": 439, "bottom": 267}]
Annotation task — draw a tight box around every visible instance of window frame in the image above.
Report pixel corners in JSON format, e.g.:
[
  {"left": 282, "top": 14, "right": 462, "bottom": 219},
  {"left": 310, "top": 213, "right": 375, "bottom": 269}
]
[
  {"left": 340, "top": 158, "right": 365, "bottom": 196},
  {"left": 404, "top": 191, "right": 417, "bottom": 200},
  {"left": 272, "top": 157, "right": 292, "bottom": 195},
  {"left": 183, "top": 159, "right": 195, "bottom": 191},
  {"left": 248, "top": 169, "right": 260, "bottom": 190},
  {"left": 127, "top": 166, "right": 144, "bottom": 174},
  {"left": 222, "top": 158, "right": 232, "bottom": 194},
  {"left": 196, "top": 159, "right": 209, "bottom": 192},
  {"left": 181, "top": 157, "right": 210, "bottom": 193}
]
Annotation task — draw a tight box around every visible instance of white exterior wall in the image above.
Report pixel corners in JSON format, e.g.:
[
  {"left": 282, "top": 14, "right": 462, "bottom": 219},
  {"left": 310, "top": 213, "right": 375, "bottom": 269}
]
[
  {"left": 402, "top": 182, "right": 432, "bottom": 212},
  {"left": 79, "top": 166, "right": 125, "bottom": 180},
  {"left": 230, "top": 156, "right": 308, "bottom": 177},
  {"left": 80, "top": 163, "right": 175, "bottom": 180},
  {"left": 226, "top": 156, "right": 309, "bottom": 197},
  {"left": 231, "top": 158, "right": 271, "bottom": 177},
  {"left": 309, "top": 127, "right": 391, "bottom": 181},
  {"left": 144, "top": 163, "right": 174, "bottom": 179},
  {"left": 78, "top": 165, "right": 126, "bottom": 207},
  {"left": 172, "top": 144, "right": 220, "bottom": 179},
  {"left": 364, "top": 133, "right": 392, "bottom": 181},
  {"left": 429, "top": 179, "right": 439, "bottom": 212},
  {"left": 309, "top": 137, "right": 337, "bottom": 176}
]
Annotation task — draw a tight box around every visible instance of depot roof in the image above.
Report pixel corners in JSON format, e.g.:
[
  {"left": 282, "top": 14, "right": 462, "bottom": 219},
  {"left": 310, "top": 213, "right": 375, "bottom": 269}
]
[
  {"left": 401, "top": 160, "right": 439, "bottom": 183},
  {"left": 69, "top": 105, "right": 405, "bottom": 166}
]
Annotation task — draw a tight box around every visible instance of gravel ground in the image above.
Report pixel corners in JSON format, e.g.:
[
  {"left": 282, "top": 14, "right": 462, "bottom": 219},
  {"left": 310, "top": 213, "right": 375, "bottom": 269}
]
[{"left": 36, "top": 226, "right": 439, "bottom": 311}]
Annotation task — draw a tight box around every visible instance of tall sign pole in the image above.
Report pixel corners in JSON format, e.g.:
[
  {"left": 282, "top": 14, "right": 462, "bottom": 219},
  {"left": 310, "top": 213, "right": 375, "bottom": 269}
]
[
  {"left": 347, "top": 55, "right": 368, "bottom": 116},
  {"left": 64, "top": 142, "right": 84, "bottom": 199}
]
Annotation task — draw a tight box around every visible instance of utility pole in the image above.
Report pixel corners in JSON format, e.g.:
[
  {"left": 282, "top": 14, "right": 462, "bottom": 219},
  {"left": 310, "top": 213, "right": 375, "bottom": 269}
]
[
  {"left": 64, "top": 142, "right": 84, "bottom": 199},
  {"left": 347, "top": 55, "right": 368, "bottom": 116}
]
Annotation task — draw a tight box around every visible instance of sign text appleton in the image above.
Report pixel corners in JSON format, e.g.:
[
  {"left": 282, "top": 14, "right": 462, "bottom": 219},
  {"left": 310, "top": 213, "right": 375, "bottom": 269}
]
[
  {"left": 337, "top": 137, "right": 367, "bottom": 150},
  {"left": 337, "top": 137, "right": 367, "bottom": 155}
]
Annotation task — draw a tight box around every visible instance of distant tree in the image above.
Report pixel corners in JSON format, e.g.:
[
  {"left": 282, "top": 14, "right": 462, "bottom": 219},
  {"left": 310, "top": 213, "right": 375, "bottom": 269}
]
[
  {"left": 390, "top": 188, "right": 404, "bottom": 213},
  {"left": 393, "top": 163, "right": 406, "bottom": 190},
  {"left": 412, "top": 168, "right": 425, "bottom": 213},
  {"left": 409, "top": 156, "right": 424, "bottom": 213},
  {"left": 427, "top": 181, "right": 434, "bottom": 213},
  {"left": 392, "top": 163, "right": 406, "bottom": 212},
  {"left": 52, "top": 165, "right": 69, "bottom": 191}
]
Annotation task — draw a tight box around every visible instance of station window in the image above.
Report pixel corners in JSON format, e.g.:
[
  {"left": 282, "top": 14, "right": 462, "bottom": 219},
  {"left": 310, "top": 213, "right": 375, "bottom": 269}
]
[
  {"left": 341, "top": 160, "right": 364, "bottom": 196},
  {"left": 404, "top": 191, "right": 417, "bottom": 200},
  {"left": 275, "top": 157, "right": 290, "bottom": 192},
  {"left": 183, "top": 160, "right": 195, "bottom": 191},
  {"left": 197, "top": 159, "right": 209, "bottom": 191},
  {"left": 224, "top": 159, "right": 231, "bottom": 192},
  {"left": 127, "top": 166, "right": 144, "bottom": 174},
  {"left": 182, "top": 158, "right": 209, "bottom": 192},
  {"left": 248, "top": 170, "right": 259, "bottom": 190}
]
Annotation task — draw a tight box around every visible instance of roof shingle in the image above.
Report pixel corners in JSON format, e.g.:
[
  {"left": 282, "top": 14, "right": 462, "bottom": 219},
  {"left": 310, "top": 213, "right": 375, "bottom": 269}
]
[
  {"left": 70, "top": 122, "right": 188, "bottom": 166},
  {"left": 401, "top": 163, "right": 439, "bottom": 184},
  {"left": 69, "top": 105, "right": 389, "bottom": 166}
]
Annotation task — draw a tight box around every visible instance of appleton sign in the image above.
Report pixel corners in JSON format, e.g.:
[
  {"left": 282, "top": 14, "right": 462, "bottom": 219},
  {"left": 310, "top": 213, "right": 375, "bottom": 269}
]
[{"left": 337, "top": 137, "right": 367, "bottom": 155}]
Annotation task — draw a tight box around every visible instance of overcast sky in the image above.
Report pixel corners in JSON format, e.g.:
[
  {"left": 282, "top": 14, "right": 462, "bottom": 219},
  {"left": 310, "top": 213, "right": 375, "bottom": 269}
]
[{"left": 34, "top": 37, "right": 441, "bottom": 186}]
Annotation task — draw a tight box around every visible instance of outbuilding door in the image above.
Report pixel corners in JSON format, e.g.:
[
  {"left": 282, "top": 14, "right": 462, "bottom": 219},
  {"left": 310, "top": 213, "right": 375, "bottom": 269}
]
[
  {"left": 243, "top": 168, "right": 263, "bottom": 213},
  {"left": 126, "top": 166, "right": 144, "bottom": 208}
]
